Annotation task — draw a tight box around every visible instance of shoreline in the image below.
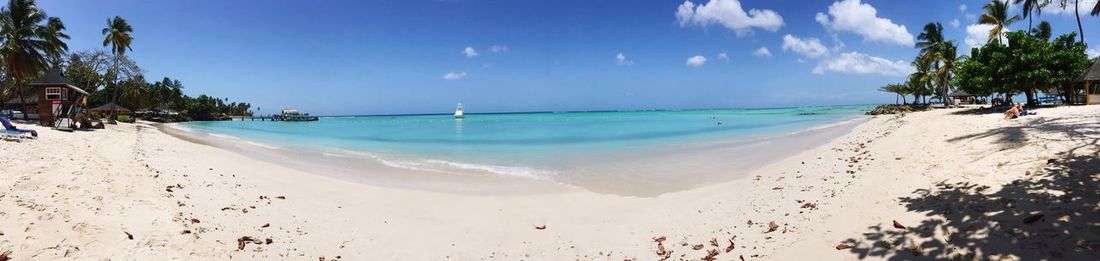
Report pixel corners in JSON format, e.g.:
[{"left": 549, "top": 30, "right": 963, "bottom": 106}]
[
  {"left": 158, "top": 115, "right": 868, "bottom": 197},
  {"left": 2, "top": 105, "right": 1097, "bottom": 260}
]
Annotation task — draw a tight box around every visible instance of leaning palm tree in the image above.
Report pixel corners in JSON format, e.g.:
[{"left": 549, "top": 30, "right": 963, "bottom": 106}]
[
  {"left": 102, "top": 16, "right": 133, "bottom": 121},
  {"left": 980, "top": 0, "right": 1021, "bottom": 44},
  {"left": 1015, "top": 0, "right": 1044, "bottom": 31},
  {"left": 0, "top": 0, "right": 68, "bottom": 121},
  {"left": 1050, "top": 0, "right": 1085, "bottom": 43}
]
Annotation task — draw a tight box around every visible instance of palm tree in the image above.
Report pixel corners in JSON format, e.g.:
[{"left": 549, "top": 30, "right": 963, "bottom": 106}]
[
  {"left": 102, "top": 16, "right": 133, "bottom": 121},
  {"left": 1031, "top": 21, "right": 1052, "bottom": 40},
  {"left": 1015, "top": 0, "right": 1044, "bottom": 31},
  {"left": 916, "top": 23, "right": 950, "bottom": 106},
  {"left": 0, "top": 0, "right": 68, "bottom": 121},
  {"left": 43, "top": 17, "right": 67, "bottom": 66},
  {"left": 909, "top": 56, "right": 934, "bottom": 104},
  {"left": 980, "top": 0, "right": 1021, "bottom": 44},
  {"left": 878, "top": 83, "right": 910, "bottom": 105},
  {"left": 1050, "top": 0, "right": 1085, "bottom": 43},
  {"left": 936, "top": 41, "right": 959, "bottom": 106}
]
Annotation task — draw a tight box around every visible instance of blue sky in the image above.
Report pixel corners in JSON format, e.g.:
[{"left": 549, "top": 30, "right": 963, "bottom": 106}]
[{"left": 40, "top": 0, "right": 1100, "bottom": 115}]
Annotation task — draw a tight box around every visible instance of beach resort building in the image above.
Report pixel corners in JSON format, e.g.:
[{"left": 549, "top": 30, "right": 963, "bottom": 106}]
[
  {"left": 1070, "top": 58, "right": 1100, "bottom": 105},
  {"left": 29, "top": 68, "right": 88, "bottom": 126}
]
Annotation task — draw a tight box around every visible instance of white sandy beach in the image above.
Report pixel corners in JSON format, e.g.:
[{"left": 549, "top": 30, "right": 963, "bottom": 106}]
[{"left": 1, "top": 105, "right": 1098, "bottom": 260}]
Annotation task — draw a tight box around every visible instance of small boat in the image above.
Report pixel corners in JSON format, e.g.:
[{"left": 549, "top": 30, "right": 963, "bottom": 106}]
[
  {"left": 454, "top": 102, "right": 464, "bottom": 119},
  {"left": 279, "top": 108, "right": 318, "bottom": 122}
]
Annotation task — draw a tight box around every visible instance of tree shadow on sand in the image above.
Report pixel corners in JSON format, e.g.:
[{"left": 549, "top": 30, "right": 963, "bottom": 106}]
[{"left": 842, "top": 114, "right": 1100, "bottom": 260}]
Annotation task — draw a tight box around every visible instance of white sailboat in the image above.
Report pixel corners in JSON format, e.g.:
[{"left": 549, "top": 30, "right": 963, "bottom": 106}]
[{"left": 454, "top": 102, "right": 464, "bottom": 119}]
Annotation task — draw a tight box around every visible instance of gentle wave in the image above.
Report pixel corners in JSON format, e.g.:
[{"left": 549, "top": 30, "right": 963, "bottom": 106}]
[
  {"left": 424, "top": 159, "right": 553, "bottom": 179},
  {"left": 318, "top": 148, "right": 552, "bottom": 179},
  {"left": 169, "top": 125, "right": 194, "bottom": 132},
  {"left": 246, "top": 141, "right": 281, "bottom": 149},
  {"left": 208, "top": 133, "right": 240, "bottom": 140}
]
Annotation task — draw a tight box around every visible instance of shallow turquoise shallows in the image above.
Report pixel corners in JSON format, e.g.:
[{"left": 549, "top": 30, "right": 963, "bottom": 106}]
[{"left": 180, "top": 105, "right": 872, "bottom": 179}]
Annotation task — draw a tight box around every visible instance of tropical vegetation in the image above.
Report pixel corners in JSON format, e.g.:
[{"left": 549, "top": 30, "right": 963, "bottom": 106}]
[
  {"left": 878, "top": 0, "right": 1095, "bottom": 108},
  {"left": 0, "top": 0, "right": 252, "bottom": 122}
]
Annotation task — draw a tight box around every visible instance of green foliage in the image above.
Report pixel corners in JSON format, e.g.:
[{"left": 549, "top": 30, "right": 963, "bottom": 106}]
[{"left": 953, "top": 30, "right": 1090, "bottom": 105}]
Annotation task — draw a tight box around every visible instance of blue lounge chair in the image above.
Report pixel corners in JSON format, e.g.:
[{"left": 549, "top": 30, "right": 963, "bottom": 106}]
[{"left": 0, "top": 115, "right": 37, "bottom": 137}]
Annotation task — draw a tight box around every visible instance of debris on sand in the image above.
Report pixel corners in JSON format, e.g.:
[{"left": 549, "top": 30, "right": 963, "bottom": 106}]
[
  {"left": 765, "top": 221, "right": 778, "bottom": 233},
  {"left": 724, "top": 239, "right": 735, "bottom": 253},
  {"left": 800, "top": 203, "right": 817, "bottom": 209},
  {"left": 652, "top": 236, "right": 666, "bottom": 243},
  {"left": 835, "top": 243, "right": 851, "bottom": 250},
  {"left": 190, "top": 218, "right": 201, "bottom": 224},
  {"left": 0, "top": 250, "right": 10, "bottom": 261},
  {"left": 892, "top": 220, "right": 906, "bottom": 230},
  {"left": 534, "top": 224, "right": 546, "bottom": 230},
  {"left": 124, "top": 231, "right": 134, "bottom": 240},
  {"left": 237, "top": 236, "right": 263, "bottom": 250},
  {"left": 703, "top": 249, "right": 719, "bottom": 261},
  {"left": 692, "top": 244, "right": 704, "bottom": 250},
  {"left": 275, "top": 196, "right": 286, "bottom": 200},
  {"left": 709, "top": 238, "right": 719, "bottom": 247},
  {"left": 1023, "top": 213, "right": 1045, "bottom": 224},
  {"left": 655, "top": 241, "right": 670, "bottom": 258},
  {"left": 261, "top": 223, "right": 270, "bottom": 228}
]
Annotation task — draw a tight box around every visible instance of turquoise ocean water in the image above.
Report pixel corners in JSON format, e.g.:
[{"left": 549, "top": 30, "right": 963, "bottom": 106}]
[{"left": 176, "top": 105, "right": 872, "bottom": 182}]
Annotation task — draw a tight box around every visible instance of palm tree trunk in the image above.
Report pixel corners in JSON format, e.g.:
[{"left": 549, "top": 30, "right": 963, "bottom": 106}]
[
  {"left": 1076, "top": 0, "right": 1085, "bottom": 43},
  {"left": 17, "top": 82, "right": 28, "bottom": 121},
  {"left": 110, "top": 56, "right": 118, "bottom": 121}
]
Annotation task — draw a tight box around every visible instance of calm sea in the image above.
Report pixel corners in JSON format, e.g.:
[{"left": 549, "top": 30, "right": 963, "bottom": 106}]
[{"left": 173, "top": 105, "right": 872, "bottom": 193}]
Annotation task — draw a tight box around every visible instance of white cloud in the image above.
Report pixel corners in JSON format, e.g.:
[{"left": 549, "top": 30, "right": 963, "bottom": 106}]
[
  {"left": 676, "top": 0, "right": 784, "bottom": 36},
  {"left": 489, "top": 45, "right": 508, "bottom": 53},
  {"left": 442, "top": 71, "right": 467, "bottom": 80},
  {"left": 1088, "top": 48, "right": 1100, "bottom": 59},
  {"left": 1045, "top": 0, "right": 1099, "bottom": 15},
  {"left": 959, "top": 4, "right": 967, "bottom": 12},
  {"left": 964, "top": 24, "right": 1002, "bottom": 50},
  {"left": 781, "top": 34, "right": 828, "bottom": 58},
  {"left": 462, "top": 46, "right": 478, "bottom": 58},
  {"left": 615, "top": 53, "right": 634, "bottom": 66},
  {"left": 751, "top": 47, "right": 771, "bottom": 58},
  {"left": 812, "top": 52, "right": 913, "bottom": 76},
  {"left": 815, "top": 0, "right": 914, "bottom": 46},
  {"left": 717, "top": 52, "right": 730, "bottom": 60},
  {"left": 686, "top": 55, "right": 707, "bottom": 67},
  {"left": 949, "top": 19, "right": 960, "bottom": 29}
]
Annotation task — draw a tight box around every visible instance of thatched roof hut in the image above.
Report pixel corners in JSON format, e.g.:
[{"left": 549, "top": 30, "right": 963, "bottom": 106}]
[
  {"left": 1069, "top": 58, "right": 1100, "bottom": 105},
  {"left": 91, "top": 103, "right": 131, "bottom": 114}
]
